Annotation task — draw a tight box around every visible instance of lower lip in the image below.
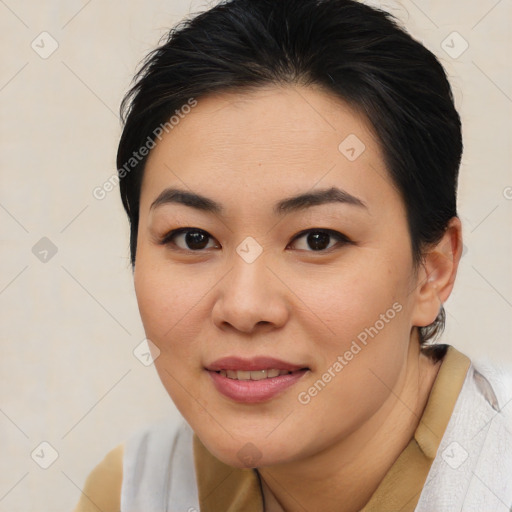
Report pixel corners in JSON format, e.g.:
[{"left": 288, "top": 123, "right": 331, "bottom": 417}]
[{"left": 207, "top": 369, "right": 309, "bottom": 403}]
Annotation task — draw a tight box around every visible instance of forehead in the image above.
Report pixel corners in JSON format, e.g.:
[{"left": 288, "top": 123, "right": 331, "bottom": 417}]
[
  {"left": 153, "top": 84, "right": 378, "bottom": 153},
  {"left": 141, "top": 84, "right": 401, "bottom": 216}
]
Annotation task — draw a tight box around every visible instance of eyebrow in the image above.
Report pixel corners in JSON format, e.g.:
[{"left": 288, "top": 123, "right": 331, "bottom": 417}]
[{"left": 150, "top": 186, "right": 367, "bottom": 215}]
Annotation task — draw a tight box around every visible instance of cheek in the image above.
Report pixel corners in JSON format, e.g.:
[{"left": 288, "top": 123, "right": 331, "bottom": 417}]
[
  {"left": 134, "top": 259, "right": 208, "bottom": 414},
  {"left": 133, "top": 252, "right": 206, "bottom": 354},
  {"left": 290, "top": 267, "right": 410, "bottom": 448},
  {"left": 297, "top": 258, "right": 411, "bottom": 347}
]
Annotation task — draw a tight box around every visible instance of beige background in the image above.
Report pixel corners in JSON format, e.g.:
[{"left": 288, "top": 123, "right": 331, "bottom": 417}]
[{"left": 0, "top": 0, "right": 511, "bottom": 509}]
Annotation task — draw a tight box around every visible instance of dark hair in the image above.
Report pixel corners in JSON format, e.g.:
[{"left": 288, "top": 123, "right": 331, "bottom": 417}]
[{"left": 116, "top": 0, "right": 462, "bottom": 356}]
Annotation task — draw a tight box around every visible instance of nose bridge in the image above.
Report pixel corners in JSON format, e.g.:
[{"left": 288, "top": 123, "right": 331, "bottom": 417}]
[
  {"left": 213, "top": 240, "right": 288, "bottom": 331},
  {"left": 227, "top": 241, "right": 272, "bottom": 301}
]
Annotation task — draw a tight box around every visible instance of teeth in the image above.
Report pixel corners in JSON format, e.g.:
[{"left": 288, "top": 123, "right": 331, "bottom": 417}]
[
  {"left": 218, "top": 369, "right": 293, "bottom": 380},
  {"left": 250, "top": 370, "right": 267, "bottom": 381}
]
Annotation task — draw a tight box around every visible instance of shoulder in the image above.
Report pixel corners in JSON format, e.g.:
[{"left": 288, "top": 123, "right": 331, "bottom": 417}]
[
  {"left": 121, "top": 417, "right": 199, "bottom": 510},
  {"left": 72, "top": 443, "right": 124, "bottom": 512},
  {"left": 411, "top": 352, "right": 512, "bottom": 510},
  {"left": 72, "top": 418, "right": 191, "bottom": 512}
]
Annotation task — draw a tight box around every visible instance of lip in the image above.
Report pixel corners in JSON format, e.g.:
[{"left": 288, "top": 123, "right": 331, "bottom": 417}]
[
  {"left": 205, "top": 356, "right": 310, "bottom": 403},
  {"left": 207, "top": 369, "right": 309, "bottom": 403},
  {"left": 205, "top": 356, "right": 306, "bottom": 372}
]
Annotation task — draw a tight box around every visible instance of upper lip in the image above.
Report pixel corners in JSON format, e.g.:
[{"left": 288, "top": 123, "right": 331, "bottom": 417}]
[{"left": 206, "top": 356, "right": 307, "bottom": 372}]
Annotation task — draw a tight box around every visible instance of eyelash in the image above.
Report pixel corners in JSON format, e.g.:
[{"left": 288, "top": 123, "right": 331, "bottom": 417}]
[{"left": 158, "top": 227, "right": 352, "bottom": 253}]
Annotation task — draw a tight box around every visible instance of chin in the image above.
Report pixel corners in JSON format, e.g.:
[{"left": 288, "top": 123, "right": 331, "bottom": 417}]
[{"left": 199, "top": 432, "right": 297, "bottom": 469}]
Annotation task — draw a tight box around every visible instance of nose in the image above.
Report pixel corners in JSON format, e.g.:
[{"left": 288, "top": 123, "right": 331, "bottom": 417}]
[{"left": 211, "top": 253, "right": 289, "bottom": 334}]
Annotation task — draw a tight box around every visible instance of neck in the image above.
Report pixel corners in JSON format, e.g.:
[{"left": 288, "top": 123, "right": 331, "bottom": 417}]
[{"left": 257, "top": 338, "right": 443, "bottom": 512}]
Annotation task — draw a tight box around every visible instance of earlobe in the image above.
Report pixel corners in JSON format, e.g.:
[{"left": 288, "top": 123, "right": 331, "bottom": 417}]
[{"left": 411, "top": 217, "right": 463, "bottom": 328}]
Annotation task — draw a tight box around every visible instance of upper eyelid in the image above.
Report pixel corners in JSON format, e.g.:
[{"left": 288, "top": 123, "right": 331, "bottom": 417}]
[{"left": 290, "top": 228, "right": 349, "bottom": 241}]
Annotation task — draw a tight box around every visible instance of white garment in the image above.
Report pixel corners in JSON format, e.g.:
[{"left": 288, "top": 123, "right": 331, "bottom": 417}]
[
  {"left": 121, "top": 417, "right": 200, "bottom": 512},
  {"left": 416, "top": 359, "right": 512, "bottom": 511},
  {"left": 121, "top": 359, "right": 512, "bottom": 511}
]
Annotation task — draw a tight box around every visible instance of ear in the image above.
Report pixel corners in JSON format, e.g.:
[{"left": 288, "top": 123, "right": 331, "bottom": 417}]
[{"left": 411, "top": 217, "right": 463, "bottom": 328}]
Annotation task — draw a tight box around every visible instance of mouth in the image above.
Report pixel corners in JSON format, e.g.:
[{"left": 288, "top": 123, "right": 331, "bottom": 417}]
[
  {"left": 212, "top": 368, "right": 308, "bottom": 380},
  {"left": 205, "top": 356, "right": 310, "bottom": 403}
]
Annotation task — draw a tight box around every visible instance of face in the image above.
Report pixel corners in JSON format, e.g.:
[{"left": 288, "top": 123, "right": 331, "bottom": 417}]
[{"left": 134, "top": 84, "right": 427, "bottom": 468}]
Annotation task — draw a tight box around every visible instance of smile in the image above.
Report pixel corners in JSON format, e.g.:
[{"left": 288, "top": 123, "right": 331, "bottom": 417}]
[{"left": 215, "top": 369, "right": 296, "bottom": 380}]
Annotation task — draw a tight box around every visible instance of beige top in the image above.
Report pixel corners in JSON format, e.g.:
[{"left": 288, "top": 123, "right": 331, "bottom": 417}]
[{"left": 73, "top": 345, "right": 471, "bottom": 512}]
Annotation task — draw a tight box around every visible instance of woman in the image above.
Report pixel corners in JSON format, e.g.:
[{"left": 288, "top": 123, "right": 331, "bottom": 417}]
[{"left": 73, "top": 0, "right": 512, "bottom": 510}]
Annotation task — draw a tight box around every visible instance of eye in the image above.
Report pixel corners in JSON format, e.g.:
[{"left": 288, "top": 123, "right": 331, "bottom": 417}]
[
  {"left": 159, "top": 227, "right": 351, "bottom": 253},
  {"left": 160, "top": 228, "right": 219, "bottom": 251},
  {"left": 288, "top": 229, "right": 351, "bottom": 252}
]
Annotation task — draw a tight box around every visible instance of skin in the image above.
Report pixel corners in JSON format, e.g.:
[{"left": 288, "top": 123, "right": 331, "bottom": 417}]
[{"left": 133, "top": 84, "right": 463, "bottom": 512}]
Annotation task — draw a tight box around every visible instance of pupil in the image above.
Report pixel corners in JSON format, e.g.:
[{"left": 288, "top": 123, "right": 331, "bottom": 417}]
[
  {"left": 186, "top": 231, "right": 208, "bottom": 250},
  {"left": 308, "top": 232, "right": 330, "bottom": 251}
]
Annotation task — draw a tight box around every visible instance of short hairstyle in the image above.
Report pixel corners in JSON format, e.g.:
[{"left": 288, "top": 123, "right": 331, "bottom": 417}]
[{"left": 116, "top": 0, "right": 463, "bottom": 354}]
